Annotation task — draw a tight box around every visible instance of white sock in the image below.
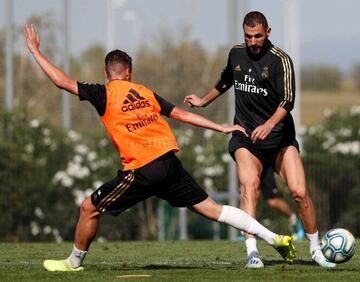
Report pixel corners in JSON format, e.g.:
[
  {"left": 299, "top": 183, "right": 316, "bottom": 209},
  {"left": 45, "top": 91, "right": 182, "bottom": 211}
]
[
  {"left": 306, "top": 231, "right": 320, "bottom": 253},
  {"left": 245, "top": 238, "right": 258, "bottom": 256},
  {"left": 218, "top": 205, "right": 277, "bottom": 245},
  {"left": 66, "top": 245, "right": 87, "bottom": 268}
]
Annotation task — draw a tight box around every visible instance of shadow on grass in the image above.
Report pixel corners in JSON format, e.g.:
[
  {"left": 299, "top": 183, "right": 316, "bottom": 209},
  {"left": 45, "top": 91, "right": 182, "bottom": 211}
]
[
  {"left": 263, "top": 259, "right": 315, "bottom": 266},
  {"left": 263, "top": 259, "right": 359, "bottom": 271},
  {"left": 93, "top": 262, "right": 239, "bottom": 271},
  {"left": 92, "top": 260, "right": 359, "bottom": 272}
]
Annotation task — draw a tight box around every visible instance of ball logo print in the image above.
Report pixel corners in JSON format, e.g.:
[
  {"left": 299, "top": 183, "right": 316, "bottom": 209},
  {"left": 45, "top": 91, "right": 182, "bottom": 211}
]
[{"left": 321, "top": 228, "right": 356, "bottom": 263}]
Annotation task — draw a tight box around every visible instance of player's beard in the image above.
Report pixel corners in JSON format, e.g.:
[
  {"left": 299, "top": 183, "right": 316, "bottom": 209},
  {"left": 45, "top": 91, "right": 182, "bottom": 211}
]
[
  {"left": 247, "top": 37, "right": 269, "bottom": 56},
  {"left": 248, "top": 45, "right": 261, "bottom": 55}
]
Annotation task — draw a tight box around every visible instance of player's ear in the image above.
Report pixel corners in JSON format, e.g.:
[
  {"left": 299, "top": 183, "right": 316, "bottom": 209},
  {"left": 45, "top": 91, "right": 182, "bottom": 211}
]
[
  {"left": 104, "top": 69, "right": 110, "bottom": 82},
  {"left": 266, "top": 27, "right": 271, "bottom": 37},
  {"left": 125, "top": 68, "right": 132, "bottom": 81}
]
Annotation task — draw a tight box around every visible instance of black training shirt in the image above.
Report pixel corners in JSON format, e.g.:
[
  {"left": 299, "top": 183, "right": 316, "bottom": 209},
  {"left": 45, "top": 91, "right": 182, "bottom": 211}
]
[{"left": 214, "top": 40, "right": 296, "bottom": 148}]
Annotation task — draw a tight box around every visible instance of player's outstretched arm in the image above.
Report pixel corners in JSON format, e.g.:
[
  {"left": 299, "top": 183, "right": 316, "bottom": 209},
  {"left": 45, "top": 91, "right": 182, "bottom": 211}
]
[
  {"left": 169, "top": 106, "right": 248, "bottom": 135},
  {"left": 184, "top": 88, "right": 222, "bottom": 108},
  {"left": 24, "top": 24, "right": 78, "bottom": 95}
]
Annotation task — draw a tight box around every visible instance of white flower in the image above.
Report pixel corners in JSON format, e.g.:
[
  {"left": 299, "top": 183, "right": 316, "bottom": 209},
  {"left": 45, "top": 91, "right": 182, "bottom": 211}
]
[
  {"left": 185, "top": 129, "right": 194, "bottom": 137},
  {"left": 203, "top": 129, "right": 214, "bottom": 139},
  {"left": 61, "top": 176, "right": 74, "bottom": 187},
  {"left": 52, "top": 228, "right": 63, "bottom": 243},
  {"left": 330, "top": 141, "right": 360, "bottom": 155},
  {"left": 203, "top": 177, "right": 214, "bottom": 190},
  {"left": 203, "top": 165, "right": 224, "bottom": 176},
  {"left": 53, "top": 170, "right": 74, "bottom": 187},
  {"left": 298, "top": 126, "right": 306, "bottom": 136},
  {"left": 221, "top": 153, "right": 231, "bottom": 163},
  {"left": 93, "top": 181, "right": 103, "bottom": 189},
  {"left": 307, "top": 125, "right": 323, "bottom": 135},
  {"left": 43, "top": 225, "right": 52, "bottom": 235},
  {"left": 177, "top": 135, "right": 191, "bottom": 146},
  {"left": 97, "top": 237, "right": 106, "bottom": 243},
  {"left": 75, "top": 144, "right": 89, "bottom": 155},
  {"left": 68, "top": 130, "right": 81, "bottom": 142},
  {"left": 99, "top": 138, "right": 109, "bottom": 147},
  {"left": 193, "top": 145, "right": 204, "bottom": 154},
  {"left": 24, "top": 144, "right": 34, "bottom": 153},
  {"left": 34, "top": 207, "right": 45, "bottom": 219},
  {"left": 29, "top": 119, "right": 40, "bottom": 128},
  {"left": 349, "top": 106, "right": 360, "bottom": 116},
  {"left": 74, "top": 155, "right": 83, "bottom": 164},
  {"left": 42, "top": 128, "right": 50, "bottom": 136},
  {"left": 30, "top": 221, "right": 40, "bottom": 236},
  {"left": 322, "top": 132, "right": 336, "bottom": 149},
  {"left": 53, "top": 171, "right": 66, "bottom": 183},
  {"left": 43, "top": 136, "right": 52, "bottom": 145},
  {"left": 73, "top": 189, "right": 93, "bottom": 206},
  {"left": 66, "top": 161, "right": 81, "bottom": 177},
  {"left": 338, "top": 128, "right": 352, "bottom": 138},
  {"left": 87, "top": 151, "right": 98, "bottom": 162},
  {"left": 78, "top": 167, "right": 90, "bottom": 178},
  {"left": 196, "top": 155, "right": 205, "bottom": 163}
]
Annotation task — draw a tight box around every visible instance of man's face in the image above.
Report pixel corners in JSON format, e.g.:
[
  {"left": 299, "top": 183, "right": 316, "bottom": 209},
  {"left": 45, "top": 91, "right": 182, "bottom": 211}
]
[{"left": 243, "top": 23, "right": 270, "bottom": 55}]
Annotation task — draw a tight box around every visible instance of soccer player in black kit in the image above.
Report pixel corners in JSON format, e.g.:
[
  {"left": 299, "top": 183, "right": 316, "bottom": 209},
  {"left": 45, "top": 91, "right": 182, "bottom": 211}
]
[{"left": 184, "top": 11, "right": 335, "bottom": 268}]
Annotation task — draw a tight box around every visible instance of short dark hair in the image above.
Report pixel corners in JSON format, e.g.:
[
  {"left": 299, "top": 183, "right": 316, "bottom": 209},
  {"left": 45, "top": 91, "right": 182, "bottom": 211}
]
[
  {"left": 243, "top": 11, "right": 268, "bottom": 29},
  {"left": 105, "top": 49, "right": 132, "bottom": 74}
]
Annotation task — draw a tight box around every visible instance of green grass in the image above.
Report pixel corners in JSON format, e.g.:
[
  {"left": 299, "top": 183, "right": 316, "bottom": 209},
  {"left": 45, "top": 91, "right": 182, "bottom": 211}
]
[{"left": 0, "top": 240, "right": 359, "bottom": 281}]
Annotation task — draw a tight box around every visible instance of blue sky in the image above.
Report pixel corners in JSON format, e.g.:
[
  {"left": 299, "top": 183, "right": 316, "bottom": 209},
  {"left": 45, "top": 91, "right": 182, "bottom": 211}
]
[{"left": 1, "top": 0, "right": 360, "bottom": 72}]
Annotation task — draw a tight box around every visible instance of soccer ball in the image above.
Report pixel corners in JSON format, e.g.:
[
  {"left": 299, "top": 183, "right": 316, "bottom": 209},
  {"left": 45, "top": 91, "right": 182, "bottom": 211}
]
[{"left": 321, "top": 228, "right": 356, "bottom": 263}]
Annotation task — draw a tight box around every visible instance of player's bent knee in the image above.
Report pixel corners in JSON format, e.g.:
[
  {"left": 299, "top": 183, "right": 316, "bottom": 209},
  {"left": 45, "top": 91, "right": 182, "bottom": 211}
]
[
  {"left": 291, "top": 189, "right": 309, "bottom": 204},
  {"left": 80, "top": 197, "right": 98, "bottom": 214}
]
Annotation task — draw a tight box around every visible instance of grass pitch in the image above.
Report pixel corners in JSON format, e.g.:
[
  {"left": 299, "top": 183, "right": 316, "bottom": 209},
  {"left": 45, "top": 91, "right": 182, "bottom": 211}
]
[{"left": 0, "top": 240, "right": 359, "bottom": 281}]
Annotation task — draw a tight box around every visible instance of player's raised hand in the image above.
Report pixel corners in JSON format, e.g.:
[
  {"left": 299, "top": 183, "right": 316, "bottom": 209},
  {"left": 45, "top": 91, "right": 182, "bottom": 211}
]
[
  {"left": 221, "top": 124, "right": 249, "bottom": 136},
  {"left": 184, "top": 94, "right": 202, "bottom": 108},
  {"left": 24, "top": 24, "right": 40, "bottom": 54}
]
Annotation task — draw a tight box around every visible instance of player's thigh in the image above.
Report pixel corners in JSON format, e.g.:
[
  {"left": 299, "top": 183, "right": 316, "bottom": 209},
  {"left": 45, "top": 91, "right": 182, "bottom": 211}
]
[
  {"left": 234, "top": 147, "right": 262, "bottom": 186},
  {"left": 276, "top": 146, "right": 306, "bottom": 194}
]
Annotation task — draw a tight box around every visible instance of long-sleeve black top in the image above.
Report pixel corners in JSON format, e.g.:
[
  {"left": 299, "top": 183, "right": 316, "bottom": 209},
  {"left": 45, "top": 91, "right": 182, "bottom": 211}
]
[{"left": 215, "top": 40, "right": 296, "bottom": 148}]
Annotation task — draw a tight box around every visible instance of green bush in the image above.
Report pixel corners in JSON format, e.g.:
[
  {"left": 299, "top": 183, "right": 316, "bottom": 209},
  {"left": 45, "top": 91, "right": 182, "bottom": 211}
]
[
  {"left": 302, "top": 106, "right": 360, "bottom": 235},
  {"left": 0, "top": 110, "right": 118, "bottom": 242}
]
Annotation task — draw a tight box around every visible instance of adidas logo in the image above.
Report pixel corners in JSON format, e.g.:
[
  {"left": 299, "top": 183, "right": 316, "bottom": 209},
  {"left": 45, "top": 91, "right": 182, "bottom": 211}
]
[{"left": 121, "top": 88, "right": 150, "bottom": 112}]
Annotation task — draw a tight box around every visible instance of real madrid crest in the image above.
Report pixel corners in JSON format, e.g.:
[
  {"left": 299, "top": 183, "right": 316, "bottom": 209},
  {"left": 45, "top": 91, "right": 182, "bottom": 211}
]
[{"left": 261, "top": 66, "right": 269, "bottom": 79}]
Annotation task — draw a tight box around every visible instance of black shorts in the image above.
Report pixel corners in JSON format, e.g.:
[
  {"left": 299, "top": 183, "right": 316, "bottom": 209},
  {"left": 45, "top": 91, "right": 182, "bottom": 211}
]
[
  {"left": 228, "top": 136, "right": 299, "bottom": 171},
  {"left": 260, "top": 165, "right": 281, "bottom": 200},
  {"left": 91, "top": 152, "right": 208, "bottom": 216}
]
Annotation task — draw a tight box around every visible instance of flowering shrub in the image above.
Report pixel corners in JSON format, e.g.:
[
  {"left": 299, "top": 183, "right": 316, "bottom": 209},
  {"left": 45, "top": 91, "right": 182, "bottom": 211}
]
[
  {"left": 302, "top": 106, "right": 360, "bottom": 235},
  {"left": 0, "top": 111, "right": 117, "bottom": 242},
  {"left": 175, "top": 128, "right": 230, "bottom": 193}
]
